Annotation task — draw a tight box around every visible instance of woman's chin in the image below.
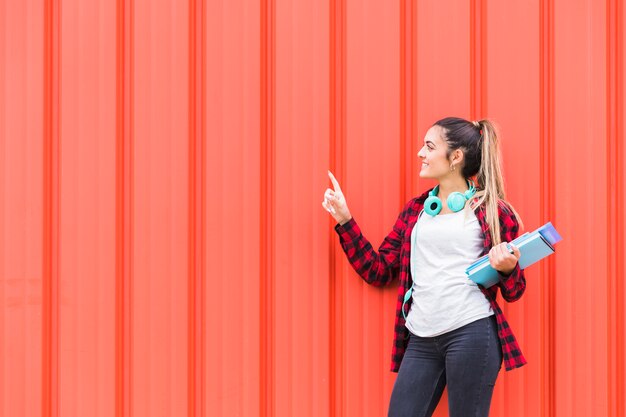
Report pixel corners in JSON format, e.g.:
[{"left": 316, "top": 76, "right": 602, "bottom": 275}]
[{"left": 419, "top": 170, "right": 440, "bottom": 181}]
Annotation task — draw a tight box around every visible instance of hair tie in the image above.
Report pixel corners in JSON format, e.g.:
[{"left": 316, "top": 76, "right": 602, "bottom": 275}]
[{"left": 471, "top": 120, "right": 483, "bottom": 136}]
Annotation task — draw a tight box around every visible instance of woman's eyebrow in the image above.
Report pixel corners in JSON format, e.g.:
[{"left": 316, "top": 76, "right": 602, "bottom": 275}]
[{"left": 425, "top": 140, "right": 435, "bottom": 146}]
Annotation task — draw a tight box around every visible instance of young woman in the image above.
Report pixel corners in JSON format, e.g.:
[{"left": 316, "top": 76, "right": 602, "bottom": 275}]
[{"left": 322, "top": 117, "right": 527, "bottom": 417}]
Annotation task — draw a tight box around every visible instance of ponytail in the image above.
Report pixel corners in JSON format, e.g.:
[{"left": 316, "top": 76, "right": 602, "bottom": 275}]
[{"left": 469, "top": 119, "right": 524, "bottom": 244}]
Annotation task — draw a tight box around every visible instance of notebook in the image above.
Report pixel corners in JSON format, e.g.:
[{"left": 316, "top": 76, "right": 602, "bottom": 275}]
[{"left": 466, "top": 222, "right": 562, "bottom": 288}]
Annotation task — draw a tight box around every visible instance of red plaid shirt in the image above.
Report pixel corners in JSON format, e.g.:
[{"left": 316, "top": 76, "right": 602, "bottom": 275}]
[{"left": 334, "top": 187, "right": 527, "bottom": 373}]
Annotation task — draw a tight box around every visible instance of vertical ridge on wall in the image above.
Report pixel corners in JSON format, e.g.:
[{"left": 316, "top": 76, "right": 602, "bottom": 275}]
[
  {"left": 188, "top": 0, "right": 206, "bottom": 415},
  {"left": 400, "top": 0, "right": 416, "bottom": 202},
  {"left": 470, "top": 0, "right": 486, "bottom": 119},
  {"left": 329, "top": 0, "right": 346, "bottom": 414},
  {"left": 115, "top": 0, "right": 133, "bottom": 415},
  {"left": 260, "top": 0, "right": 275, "bottom": 415},
  {"left": 0, "top": 3, "right": 4, "bottom": 410},
  {"left": 43, "top": 0, "right": 60, "bottom": 415},
  {"left": 0, "top": 0, "right": 4, "bottom": 409},
  {"left": 606, "top": 0, "right": 624, "bottom": 415},
  {"left": 539, "top": 0, "right": 556, "bottom": 415}
]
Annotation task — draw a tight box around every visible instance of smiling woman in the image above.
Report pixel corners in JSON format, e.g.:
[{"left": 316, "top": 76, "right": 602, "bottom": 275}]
[{"left": 324, "top": 116, "right": 528, "bottom": 417}]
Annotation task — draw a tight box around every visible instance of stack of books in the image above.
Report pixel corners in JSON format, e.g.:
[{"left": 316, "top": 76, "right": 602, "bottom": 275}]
[{"left": 466, "top": 222, "right": 563, "bottom": 288}]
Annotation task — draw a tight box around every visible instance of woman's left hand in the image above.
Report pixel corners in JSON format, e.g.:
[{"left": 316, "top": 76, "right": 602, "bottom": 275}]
[{"left": 489, "top": 242, "right": 521, "bottom": 276}]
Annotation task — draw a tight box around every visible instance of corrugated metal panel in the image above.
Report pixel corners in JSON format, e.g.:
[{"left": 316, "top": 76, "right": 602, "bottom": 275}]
[{"left": 0, "top": 0, "right": 624, "bottom": 416}]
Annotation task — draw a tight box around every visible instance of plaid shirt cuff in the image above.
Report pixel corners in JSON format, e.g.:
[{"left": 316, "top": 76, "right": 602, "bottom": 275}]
[
  {"left": 498, "top": 261, "right": 520, "bottom": 279},
  {"left": 334, "top": 217, "right": 361, "bottom": 242}
]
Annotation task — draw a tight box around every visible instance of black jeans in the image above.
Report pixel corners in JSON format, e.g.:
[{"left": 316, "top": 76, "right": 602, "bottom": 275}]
[{"left": 388, "top": 315, "right": 503, "bottom": 417}]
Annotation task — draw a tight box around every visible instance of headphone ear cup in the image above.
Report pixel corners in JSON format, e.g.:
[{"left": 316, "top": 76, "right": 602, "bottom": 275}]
[
  {"left": 424, "top": 195, "right": 442, "bottom": 216},
  {"left": 446, "top": 192, "right": 467, "bottom": 212}
]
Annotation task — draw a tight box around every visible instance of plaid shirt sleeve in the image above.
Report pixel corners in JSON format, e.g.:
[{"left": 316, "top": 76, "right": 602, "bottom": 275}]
[
  {"left": 497, "top": 204, "right": 526, "bottom": 302},
  {"left": 333, "top": 202, "right": 410, "bottom": 287}
]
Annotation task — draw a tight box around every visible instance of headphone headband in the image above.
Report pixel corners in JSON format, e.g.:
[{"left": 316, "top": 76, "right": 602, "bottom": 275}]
[{"left": 425, "top": 179, "right": 476, "bottom": 216}]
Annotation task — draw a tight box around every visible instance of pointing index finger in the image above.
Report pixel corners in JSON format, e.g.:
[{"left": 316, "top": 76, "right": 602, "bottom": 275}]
[{"left": 328, "top": 170, "right": 343, "bottom": 193}]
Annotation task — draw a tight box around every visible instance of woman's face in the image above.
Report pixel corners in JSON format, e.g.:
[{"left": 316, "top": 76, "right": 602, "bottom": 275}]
[{"left": 418, "top": 125, "right": 457, "bottom": 180}]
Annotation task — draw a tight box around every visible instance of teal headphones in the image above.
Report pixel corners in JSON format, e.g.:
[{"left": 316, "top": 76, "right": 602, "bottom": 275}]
[{"left": 423, "top": 179, "right": 477, "bottom": 216}]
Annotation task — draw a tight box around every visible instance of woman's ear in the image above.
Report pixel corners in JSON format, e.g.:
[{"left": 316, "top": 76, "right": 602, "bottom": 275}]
[{"left": 452, "top": 148, "right": 464, "bottom": 165}]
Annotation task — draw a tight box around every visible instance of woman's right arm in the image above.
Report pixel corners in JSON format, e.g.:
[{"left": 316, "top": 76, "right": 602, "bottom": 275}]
[
  {"left": 322, "top": 171, "right": 409, "bottom": 287},
  {"left": 333, "top": 207, "right": 408, "bottom": 287}
]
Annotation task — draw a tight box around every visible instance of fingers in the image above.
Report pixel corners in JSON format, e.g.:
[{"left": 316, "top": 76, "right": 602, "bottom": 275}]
[
  {"left": 324, "top": 188, "right": 339, "bottom": 205},
  {"left": 491, "top": 244, "right": 501, "bottom": 259},
  {"left": 322, "top": 199, "right": 336, "bottom": 214},
  {"left": 324, "top": 188, "right": 336, "bottom": 201},
  {"left": 324, "top": 186, "right": 343, "bottom": 208},
  {"left": 498, "top": 243, "right": 507, "bottom": 258},
  {"left": 324, "top": 171, "right": 347, "bottom": 218},
  {"left": 488, "top": 242, "right": 521, "bottom": 273},
  {"left": 328, "top": 170, "right": 343, "bottom": 193},
  {"left": 490, "top": 242, "right": 516, "bottom": 265},
  {"left": 509, "top": 243, "right": 521, "bottom": 259},
  {"left": 496, "top": 242, "right": 518, "bottom": 261}
]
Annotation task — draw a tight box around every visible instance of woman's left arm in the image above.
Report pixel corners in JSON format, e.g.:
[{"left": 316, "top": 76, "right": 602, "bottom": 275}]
[{"left": 494, "top": 206, "right": 526, "bottom": 302}]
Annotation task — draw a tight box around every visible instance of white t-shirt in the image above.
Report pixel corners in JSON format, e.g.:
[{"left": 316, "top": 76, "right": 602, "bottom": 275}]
[{"left": 405, "top": 205, "right": 494, "bottom": 337}]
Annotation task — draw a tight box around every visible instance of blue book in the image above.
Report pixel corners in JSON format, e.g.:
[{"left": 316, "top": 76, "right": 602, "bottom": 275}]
[{"left": 466, "top": 222, "right": 562, "bottom": 288}]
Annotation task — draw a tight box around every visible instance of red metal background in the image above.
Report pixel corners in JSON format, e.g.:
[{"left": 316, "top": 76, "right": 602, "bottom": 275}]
[{"left": 0, "top": 0, "right": 624, "bottom": 416}]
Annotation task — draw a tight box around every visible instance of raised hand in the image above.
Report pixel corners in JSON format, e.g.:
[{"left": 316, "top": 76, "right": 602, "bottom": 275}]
[{"left": 322, "top": 170, "right": 352, "bottom": 225}]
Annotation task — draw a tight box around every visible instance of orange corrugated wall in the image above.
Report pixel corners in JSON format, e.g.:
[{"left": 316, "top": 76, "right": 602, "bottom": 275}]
[{"left": 0, "top": 0, "right": 624, "bottom": 416}]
